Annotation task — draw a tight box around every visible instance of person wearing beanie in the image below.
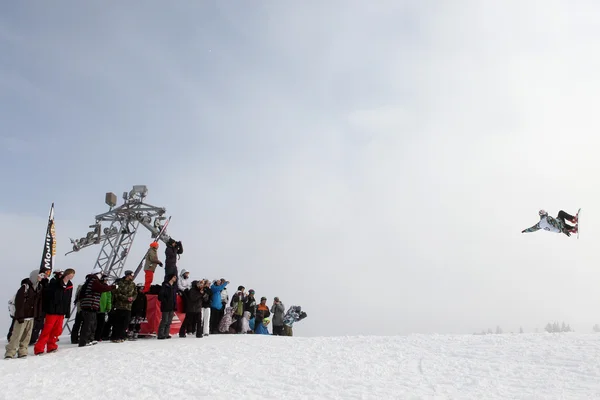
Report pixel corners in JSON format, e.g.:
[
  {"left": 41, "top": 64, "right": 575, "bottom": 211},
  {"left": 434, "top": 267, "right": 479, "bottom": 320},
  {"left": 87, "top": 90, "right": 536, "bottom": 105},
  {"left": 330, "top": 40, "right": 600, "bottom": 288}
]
[
  {"left": 110, "top": 270, "right": 137, "bottom": 342},
  {"left": 52, "top": 269, "right": 64, "bottom": 281},
  {"left": 76, "top": 268, "right": 116, "bottom": 347},
  {"left": 164, "top": 239, "right": 183, "bottom": 279},
  {"left": 5, "top": 270, "right": 44, "bottom": 359},
  {"left": 270, "top": 296, "right": 286, "bottom": 336},
  {"left": 29, "top": 267, "right": 52, "bottom": 344},
  {"left": 199, "top": 280, "right": 213, "bottom": 337},
  {"left": 244, "top": 289, "right": 257, "bottom": 319},
  {"left": 157, "top": 273, "right": 177, "bottom": 339},
  {"left": 230, "top": 286, "right": 246, "bottom": 333},
  {"left": 94, "top": 274, "right": 112, "bottom": 342},
  {"left": 143, "top": 242, "right": 163, "bottom": 293}
]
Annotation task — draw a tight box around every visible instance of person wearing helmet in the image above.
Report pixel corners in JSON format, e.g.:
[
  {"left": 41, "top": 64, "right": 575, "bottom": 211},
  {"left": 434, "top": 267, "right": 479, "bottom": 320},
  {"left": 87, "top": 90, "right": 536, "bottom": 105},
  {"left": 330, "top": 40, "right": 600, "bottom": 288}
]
[
  {"left": 521, "top": 209, "right": 578, "bottom": 236},
  {"left": 143, "top": 242, "right": 163, "bottom": 293}
]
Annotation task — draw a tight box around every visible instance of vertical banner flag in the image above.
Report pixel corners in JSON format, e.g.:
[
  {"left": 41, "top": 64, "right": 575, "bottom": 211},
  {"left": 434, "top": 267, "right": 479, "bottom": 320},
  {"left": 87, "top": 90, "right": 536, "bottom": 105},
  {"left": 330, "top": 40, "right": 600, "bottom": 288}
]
[{"left": 39, "top": 203, "right": 56, "bottom": 273}]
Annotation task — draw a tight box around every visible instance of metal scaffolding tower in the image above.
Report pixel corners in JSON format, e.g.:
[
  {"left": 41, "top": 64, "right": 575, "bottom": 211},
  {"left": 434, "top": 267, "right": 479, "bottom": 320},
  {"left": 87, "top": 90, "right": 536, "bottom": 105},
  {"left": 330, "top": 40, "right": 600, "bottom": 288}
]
[{"left": 63, "top": 185, "right": 172, "bottom": 332}]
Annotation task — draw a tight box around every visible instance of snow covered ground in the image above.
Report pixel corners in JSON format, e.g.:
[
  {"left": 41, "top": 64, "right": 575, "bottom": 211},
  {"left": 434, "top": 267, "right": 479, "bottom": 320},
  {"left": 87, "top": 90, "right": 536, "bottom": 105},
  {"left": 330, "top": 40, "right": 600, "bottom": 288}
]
[{"left": 1, "top": 333, "right": 600, "bottom": 399}]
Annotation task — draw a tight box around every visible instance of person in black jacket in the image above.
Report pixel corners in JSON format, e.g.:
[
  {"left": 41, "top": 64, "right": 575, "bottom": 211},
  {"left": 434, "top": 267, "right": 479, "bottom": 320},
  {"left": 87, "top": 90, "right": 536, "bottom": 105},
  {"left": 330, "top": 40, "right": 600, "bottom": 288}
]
[
  {"left": 6, "top": 277, "right": 30, "bottom": 342},
  {"left": 179, "top": 280, "right": 202, "bottom": 338},
  {"left": 244, "top": 289, "right": 257, "bottom": 319},
  {"left": 157, "top": 274, "right": 177, "bottom": 339},
  {"left": 164, "top": 239, "right": 183, "bottom": 279},
  {"left": 29, "top": 269, "right": 63, "bottom": 345},
  {"left": 200, "top": 280, "right": 213, "bottom": 337},
  {"left": 77, "top": 268, "right": 116, "bottom": 347},
  {"left": 164, "top": 239, "right": 183, "bottom": 315},
  {"left": 33, "top": 269, "right": 75, "bottom": 355},
  {"left": 5, "top": 270, "right": 43, "bottom": 359}
]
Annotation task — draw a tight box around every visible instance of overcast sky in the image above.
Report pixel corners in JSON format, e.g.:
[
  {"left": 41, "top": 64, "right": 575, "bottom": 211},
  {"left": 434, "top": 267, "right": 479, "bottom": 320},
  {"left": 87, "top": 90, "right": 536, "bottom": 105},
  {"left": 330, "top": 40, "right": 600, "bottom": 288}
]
[{"left": 1, "top": 1, "right": 600, "bottom": 337}]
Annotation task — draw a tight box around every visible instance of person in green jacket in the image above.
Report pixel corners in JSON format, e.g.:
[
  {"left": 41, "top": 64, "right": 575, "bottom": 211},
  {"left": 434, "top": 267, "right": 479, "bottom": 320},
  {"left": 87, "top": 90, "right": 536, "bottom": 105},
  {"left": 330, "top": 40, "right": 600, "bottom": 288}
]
[
  {"left": 110, "top": 270, "right": 137, "bottom": 342},
  {"left": 230, "top": 286, "right": 246, "bottom": 333},
  {"left": 95, "top": 289, "right": 112, "bottom": 342}
]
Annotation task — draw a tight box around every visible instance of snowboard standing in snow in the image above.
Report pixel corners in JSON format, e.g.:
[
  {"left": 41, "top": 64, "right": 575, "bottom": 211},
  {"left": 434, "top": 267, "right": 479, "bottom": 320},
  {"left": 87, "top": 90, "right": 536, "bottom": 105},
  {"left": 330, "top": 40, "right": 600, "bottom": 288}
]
[{"left": 521, "top": 209, "right": 579, "bottom": 237}]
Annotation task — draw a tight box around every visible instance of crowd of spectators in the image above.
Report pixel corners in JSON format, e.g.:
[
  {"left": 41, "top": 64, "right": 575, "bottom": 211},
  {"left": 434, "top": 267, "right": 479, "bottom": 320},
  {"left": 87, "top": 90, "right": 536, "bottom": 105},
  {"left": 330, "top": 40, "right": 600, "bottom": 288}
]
[{"left": 4, "top": 239, "right": 307, "bottom": 358}]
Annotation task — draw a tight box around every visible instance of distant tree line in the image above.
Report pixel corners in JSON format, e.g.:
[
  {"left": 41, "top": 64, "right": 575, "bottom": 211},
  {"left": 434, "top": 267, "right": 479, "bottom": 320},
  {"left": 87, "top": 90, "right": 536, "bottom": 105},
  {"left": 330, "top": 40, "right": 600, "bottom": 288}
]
[
  {"left": 473, "top": 322, "right": 576, "bottom": 335},
  {"left": 544, "top": 321, "right": 572, "bottom": 333}
]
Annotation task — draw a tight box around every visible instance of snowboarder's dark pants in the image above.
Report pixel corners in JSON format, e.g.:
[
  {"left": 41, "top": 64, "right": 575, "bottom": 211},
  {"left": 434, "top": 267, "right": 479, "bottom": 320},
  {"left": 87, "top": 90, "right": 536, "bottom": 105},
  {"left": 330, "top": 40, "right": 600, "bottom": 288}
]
[
  {"left": 185, "top": 312, "right": 196, "bottom": 334},
  {"left": 272, "top": 325, "right": 284, "bottom": 336},
  {"left": 557, "top": 210, "right": 576, "bottom": 224},
  {"left": 180, "top": 312, "right": 201, "bottom": 337},
  {"left": 110, "top": 309, "right": 131, "bottom": 341},
  {"left": 235, "top": 315, "right": 244, "bottom": 333},
  {"left": 95, "top": 312, "right": 107, "bottom": 341},
  {"left": 210, "top": 307, "right": 222, "bottom": 334},
  {"left": 70, "top": 311, "right": 83, "bottom": 344},
  {"left": 158, "top": 311, "right": 174, "bottom": 338},
  {"left": 78, "top": 310, "right": 98, "bottom": 347}
]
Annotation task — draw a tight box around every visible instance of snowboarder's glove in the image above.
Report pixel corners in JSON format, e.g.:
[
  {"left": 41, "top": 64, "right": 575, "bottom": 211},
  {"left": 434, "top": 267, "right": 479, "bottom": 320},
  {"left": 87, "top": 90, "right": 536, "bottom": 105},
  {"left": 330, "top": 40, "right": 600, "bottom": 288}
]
[{"left": 17, "top": 319, "right": 24, "bottom": 324}]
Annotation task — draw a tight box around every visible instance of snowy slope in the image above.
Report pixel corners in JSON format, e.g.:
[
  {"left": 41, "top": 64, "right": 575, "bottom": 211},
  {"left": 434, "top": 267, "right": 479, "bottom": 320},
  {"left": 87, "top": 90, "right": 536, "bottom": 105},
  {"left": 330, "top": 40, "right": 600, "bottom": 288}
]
[{"left": 2, "top": 333, "right": 600, "bottom": 399}]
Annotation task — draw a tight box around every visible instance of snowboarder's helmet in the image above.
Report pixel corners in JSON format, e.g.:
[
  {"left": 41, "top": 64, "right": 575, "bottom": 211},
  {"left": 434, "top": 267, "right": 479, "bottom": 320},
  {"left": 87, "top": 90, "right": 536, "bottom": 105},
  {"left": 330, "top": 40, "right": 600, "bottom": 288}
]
[{"left": 539, "top": 209, "right": 548, "bottom": 217}]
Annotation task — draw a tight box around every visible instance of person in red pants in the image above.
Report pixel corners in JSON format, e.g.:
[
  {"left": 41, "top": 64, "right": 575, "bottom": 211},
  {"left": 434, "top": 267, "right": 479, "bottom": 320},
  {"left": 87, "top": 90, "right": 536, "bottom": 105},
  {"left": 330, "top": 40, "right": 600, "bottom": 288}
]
[
  {"left": 34, "top": 269, "right": 75, "bottom": 355},
  {"left": 143, "top": 242, "right": 163, "bottom": 293}
]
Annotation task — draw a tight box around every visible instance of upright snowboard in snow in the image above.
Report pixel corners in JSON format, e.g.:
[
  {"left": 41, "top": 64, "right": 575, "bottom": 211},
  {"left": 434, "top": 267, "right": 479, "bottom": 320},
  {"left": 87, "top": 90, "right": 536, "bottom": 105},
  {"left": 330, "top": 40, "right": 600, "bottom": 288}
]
[{"left": 576, "top": 208, "right": 581, "bottom": 239}]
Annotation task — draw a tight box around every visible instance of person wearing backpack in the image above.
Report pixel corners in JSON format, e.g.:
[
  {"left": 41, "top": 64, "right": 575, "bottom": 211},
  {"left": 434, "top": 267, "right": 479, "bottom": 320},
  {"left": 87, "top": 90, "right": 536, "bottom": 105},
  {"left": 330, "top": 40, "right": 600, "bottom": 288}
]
[
  {"left": 5, "top": 270, "right": 44, "bottom": 359},
  {"left": 6, "top": 277, "right": 30, "bottom": 342}
]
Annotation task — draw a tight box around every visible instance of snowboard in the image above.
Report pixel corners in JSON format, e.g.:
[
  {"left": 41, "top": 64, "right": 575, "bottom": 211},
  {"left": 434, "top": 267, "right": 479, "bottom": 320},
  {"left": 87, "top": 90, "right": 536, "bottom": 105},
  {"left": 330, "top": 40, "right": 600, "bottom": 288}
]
[{"left": 576, "top": 208, "right": 581, "bottom": 239}]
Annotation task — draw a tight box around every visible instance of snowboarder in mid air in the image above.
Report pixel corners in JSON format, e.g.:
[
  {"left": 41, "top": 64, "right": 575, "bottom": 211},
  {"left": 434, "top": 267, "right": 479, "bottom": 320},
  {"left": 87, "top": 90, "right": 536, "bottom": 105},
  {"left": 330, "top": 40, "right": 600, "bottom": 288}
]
[{"left": 521, "top": 209, "right": 578, "bottom": 237}]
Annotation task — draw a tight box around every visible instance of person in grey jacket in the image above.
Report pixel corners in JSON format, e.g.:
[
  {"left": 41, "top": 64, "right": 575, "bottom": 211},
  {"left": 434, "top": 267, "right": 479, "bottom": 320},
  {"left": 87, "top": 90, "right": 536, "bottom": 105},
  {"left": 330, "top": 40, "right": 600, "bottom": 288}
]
[{"left": 270, "top": 297, "right": 285, "bottom": 336}]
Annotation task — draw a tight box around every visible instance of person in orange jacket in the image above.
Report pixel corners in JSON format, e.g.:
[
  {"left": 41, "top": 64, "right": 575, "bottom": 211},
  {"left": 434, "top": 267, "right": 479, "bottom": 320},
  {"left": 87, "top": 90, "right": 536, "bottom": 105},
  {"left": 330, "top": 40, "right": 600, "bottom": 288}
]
[{"left": 143, "top": 242, "right": 163, "bottom": 293}]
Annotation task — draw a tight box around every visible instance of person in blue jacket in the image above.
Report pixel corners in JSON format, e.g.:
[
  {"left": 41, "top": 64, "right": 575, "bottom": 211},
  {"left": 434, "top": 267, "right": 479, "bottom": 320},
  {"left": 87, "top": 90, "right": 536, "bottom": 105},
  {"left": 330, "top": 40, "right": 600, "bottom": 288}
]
[{"left": 209, "top": 279, "right": 229, "bottom": 334}]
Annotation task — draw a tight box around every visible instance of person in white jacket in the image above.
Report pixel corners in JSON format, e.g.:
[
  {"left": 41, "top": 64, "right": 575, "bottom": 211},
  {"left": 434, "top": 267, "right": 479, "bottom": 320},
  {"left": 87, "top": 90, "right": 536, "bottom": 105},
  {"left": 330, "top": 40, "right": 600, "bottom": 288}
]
[
  {"left": 178, "top": 269, "right": 191, "bottom": 292},
  {"left": 177, "top": 269, "right": 192, "bottom": 329}
]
